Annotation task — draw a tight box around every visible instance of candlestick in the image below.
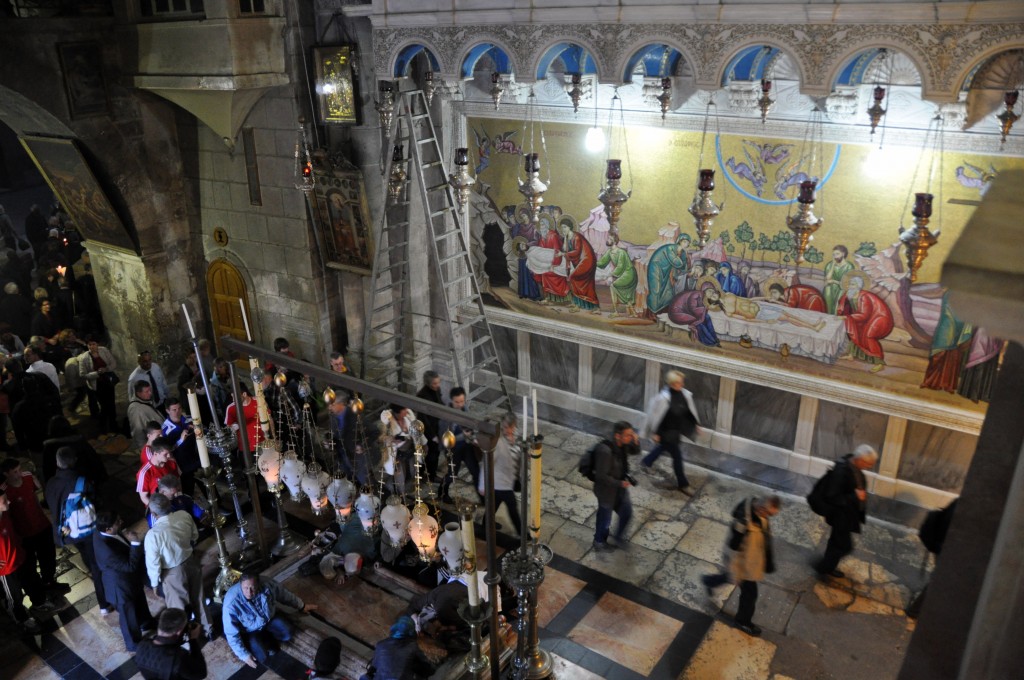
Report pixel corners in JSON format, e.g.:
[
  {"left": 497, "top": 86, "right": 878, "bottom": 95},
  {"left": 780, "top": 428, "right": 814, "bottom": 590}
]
[
  {"left": 182, "top": 303, "right": 196, "bottom": 339},
  {"left": 530, "top": 439, "right": 543, "bottom": 540},
  {"left": 187, "top": 389, "right": 212, "bottom": 469},
  {"left": 532, "top": 389, "right": 538, "bottom": 437},
  {"left": 522, "top": 395, "right": 528, "bottom": 441},
  {"left": 238, "top": 298, "right": 252, "bottom": 341},
  {"left": 461, "top": 509, "right": 479, "bottom": 607}
]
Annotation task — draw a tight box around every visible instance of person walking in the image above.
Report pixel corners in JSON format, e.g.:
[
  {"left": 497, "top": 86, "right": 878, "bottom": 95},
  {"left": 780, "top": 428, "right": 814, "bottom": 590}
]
[
  {"left": 0, "top": 487, "right": 59, "bottom": 633},
  {"left": 0, "top": 458, "right": 66, "bottom": 594},
  {"left": 437, "top": 387, "right": 480, "bottom": 504},
  {"left": 144, "top": 493, "right": 213, "bottom": 638},
  {"left": 702, "top": 496, "right": 781, "bottom": 636},
  {"left": 93, "top": 511, "right": 156, "bottom": 651},
  {"left": 813, "top": 445, "right": 878, "bottom": 578},
  {"left": 222, "top": 570, "right": 317, "bottom": 668},
  {"left": 478, "top": 413, "right": 521, "bottom": 535},
  {"left": 592, "top": 421, "right": 639, "bottom": 552},
  {"left": 44, "top": 447, "right": 110, "bottom": 614},
  {"left": 639, "top": 370, "right": 703, "bottom": 495},
  {"left": 79, "top": 336, "right": 119, "bottom": 433}
]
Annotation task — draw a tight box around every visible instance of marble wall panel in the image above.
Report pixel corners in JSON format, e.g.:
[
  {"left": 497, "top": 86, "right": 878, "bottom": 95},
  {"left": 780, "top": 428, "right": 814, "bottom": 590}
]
[
  {"left": 660, "top": 365, "right": 719, "bottom": 430},
  {"left": 592, "top": 349, "right": 645, "bottom": 410},
  {"left": 811, "top": 400, "right": 888, "bottom": 462},
  {"left": 898, "top": 421, "right": 978, "bottom": 492},
  {"left": 531, "top": 333, "right": 579, "bottom": 393},
  {"left": 491, "top": 324, "right": 518, "bottom": 378},
  {"left": 732, "top": 382, "right": 799, "bottom": 450}
]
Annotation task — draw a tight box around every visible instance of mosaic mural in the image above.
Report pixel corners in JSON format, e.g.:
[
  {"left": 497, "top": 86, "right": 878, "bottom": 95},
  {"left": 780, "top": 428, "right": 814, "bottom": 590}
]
[{"left": 467, "top": 117, "right": 1019, "bottom": 406}]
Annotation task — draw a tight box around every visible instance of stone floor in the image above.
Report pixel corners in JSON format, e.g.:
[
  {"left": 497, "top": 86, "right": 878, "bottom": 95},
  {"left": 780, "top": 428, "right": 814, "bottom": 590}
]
[{"left": 5, "top": 417, "right": 930, "bottom": 679}]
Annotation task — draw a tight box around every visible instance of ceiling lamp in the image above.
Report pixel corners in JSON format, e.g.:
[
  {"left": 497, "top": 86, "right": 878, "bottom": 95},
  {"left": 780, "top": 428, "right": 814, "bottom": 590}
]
[
  {"left": 256, "top": 441, "right": 283, "bottom": 491},
  {"left": 785, "top": 107, "right": 826, "bottom": 263},
  {"left": 375, "top": 82, "right": 395, "bottom": 130},
  {"left": 689, "top": 97, "right": 725, "bottom": 247},
  {"left": 490, "top": 72, "right": 504, "bottom": 110},
  {"left": 355, "top": 491, "right": 381, "bottom": 535},
  {"left": 996, "top": 90, "right": 1020, "bottom": 147},
  {"left": 448, "top": 147, "right": 476, "bottom": 208},
  {"left": 597, "top": 91, "right": 632, "bottom": 241},
  {"left": 294, "top": 117, "right": 315, "bottom": 194},
  {"left": 387, "top": 144, "right": 407, "bottom": 203},
  {"left": 898, "top": 115, "right": 944, "bottom": 282},
  {"left": 280, "top": 450, "right": 305, "bottom": 502},
  {"left": 517, "top": 89, "right": 550, "bottom": 223},
  {"left": 757, "top": 79, "right": 774, "bottom": 124},
  {"left": 567, "top": 73, "right": 584, "bottom": 114},
  {"left": 408, "top": 501, "right": 439, "bottom": 561},
  {"left": 423, "top": 70, "right": 436, "bottom": 106},
  {"left": 866, "top": 50, "right": 891, "bottom": 137},
  {"left": 656, "top": 77, "right": 672, "bottom": 121},
  {"left": 381, "top": 495, "right": 411, "bottom": 548},
  {"left": 437, "top": 522, "right": 465, "bottom": 574},
  {"left": 301, "top": 463, "right": 331, "bottom": 516},
  {"left": 326, "top": 476, "right": 357, "bottom": 520}
]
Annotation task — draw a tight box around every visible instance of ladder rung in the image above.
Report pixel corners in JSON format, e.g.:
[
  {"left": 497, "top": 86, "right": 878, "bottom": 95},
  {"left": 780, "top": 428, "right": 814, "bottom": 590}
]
[
  {"left": 383, "top": 242, "right": 408, "bottom": 254},
  {"left": 426, "top": 182, "right": 449, "bottom": 193},
  {"left": 450, "top": 293, "right": 480, "bottom": 309},
  {"left": 454, "top": 314, "right": 485, "bottom": 330},
  {"left": 385, "top": 221, "right": 410, "bottom": 229},
  {"left": 434, "top": 228, "right": 460, "bottom": 241},
  {"left": 457, "top": 336, "right": 492, "bottom": 355},
  {"left": 417, "top": 137, "right": 436, "bottom": 144},
  {"left": 439, "top": 252, "right": 467, "bottom": 266},
  {"left": 430, "top": 207, "right": 452, "bottom": 218},
  {"left": 372, "top": 302, "right": 400, "bottom": 314},
  {"left": 446, "top": 272, "right": 474, "bottom": 287},
  {"left": 421, "top": 161, "right": 444, "bottom": 170},
  {"left": 371, "top": 320, "right": 397, "bottom": 332},
  {"left": 412, "top": 113, "right": 431, "bottom": 121}
]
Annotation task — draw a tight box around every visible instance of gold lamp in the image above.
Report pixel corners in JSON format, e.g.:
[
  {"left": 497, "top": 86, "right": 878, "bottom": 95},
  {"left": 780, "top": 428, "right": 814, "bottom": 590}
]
[
  {"left": 996, "top": 90, "right": 1020, "bottom": 147},
  {"left": 866, "top": 49, "right": 890, "bottom": 136},
  {"left": 448, "top": 147, "right": 476, "bottom": 208},
  {"left": 656, "top": 77, "right": 672, "bottom": 122},
  {"left": 517, "top": 89, "right": 551, "bottom": 223},
  {"left": 490, "top": 72, "right": 504, "bottom": 110},
  {"left": 567, "top": 73, "right": 584, "bottom": 114},
  {"left": 785, "top": 107, "right": 826, "bottom": 263},
  {"left": 597, "top": 92, "right": 632, "bottom": 241},
  {"left": 898, "top": 115, "right": 944, "bottom": 282},
  {"left": 689, "top": 97, "right": 725, "bottom": 247},
  {"left": 757, "top": 79, "right": 774, "bottom": 124},
  {"left": 387, "top": 144, "right": 407, "bottom": 203},
  {"left": 375, "top": 82, "right": 395, "bottom": 131}
]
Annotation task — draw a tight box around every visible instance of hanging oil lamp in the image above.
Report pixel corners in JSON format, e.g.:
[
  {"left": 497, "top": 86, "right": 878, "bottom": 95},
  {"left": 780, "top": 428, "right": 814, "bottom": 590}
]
[
  {"left": 375, "top": 82, "right": 395, "bottom": 131},
  {"left": 387, "top": 144, "right": 407, "bottom": 203},
  {"left": 689, "top": 169, "right": 722, "bottom": 247},
  {"left": 490, "top": 72, "right": 504, "bottom": 110},
  {"left": 598, "top": 159, "right": 630, "bottom": 241},
  {"left": 996, "top": 90, "right": 1020, "bottom": 147},
  {"left": 567, "top": 73, "right": 584, "bottom": 114},
  {"left": 448, "top": 147, "right": 475, "bottom": 208},
  {"left": 517, "top": 152, "right": 547, "bottom": 223},
  {"left": 757, "top": 79, "right": 774, "bottom": 124},
  {"left": 898, "top": 193, "right": 939, "bottom": 283},
  {"left": 786, "top": 180, "right": 823, "bottom": 263},
  {"left": 656, "top": 77, "right": 672, "bottom": 122},
  {"left": 867, "top": 86, "right": 887, "bottom": 136},
  {"left": 423, "top": 70, "right": 436, "bottom": 106}
]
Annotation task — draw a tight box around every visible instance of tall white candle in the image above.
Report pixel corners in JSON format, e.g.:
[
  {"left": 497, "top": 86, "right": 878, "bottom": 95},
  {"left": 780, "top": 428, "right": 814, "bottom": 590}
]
[
  {"left": 532, "top": 389, "right": 538, "bottom": 437},
  {"left": 182, "top": 303, "right": 196, "bottom": 339},
  {"left": 460, "top": 514, "right": 479, "bottom": 607},
  {"left": 187, "top": 390, "right": 212, "bottom": 469},
  {"left": 238, "top": 298, "right": 252, "bottom": 341},
  {"left": 522, "top": 395, "right": 528, "bottom": 441}
]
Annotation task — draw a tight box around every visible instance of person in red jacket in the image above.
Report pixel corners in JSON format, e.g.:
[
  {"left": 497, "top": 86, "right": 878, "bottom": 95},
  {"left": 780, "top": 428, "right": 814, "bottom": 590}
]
[
  {"left": 0, "top": 458, "right": 67, "bottom": 594},
  {"left": 837, "top": 274, "right": 895, "bottom": 373},
  {"left": 765, "top": 282, "right": 827, "bottom": 313},
  {"left": 0, "top": 487, "right": 58, "bottom": 632}
]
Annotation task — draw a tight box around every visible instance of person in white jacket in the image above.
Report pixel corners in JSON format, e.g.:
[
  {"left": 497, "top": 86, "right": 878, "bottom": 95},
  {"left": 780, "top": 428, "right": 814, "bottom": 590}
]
[
  {"left": 478, "top": 412, "right": 521, "bottom": 535},
  {"left": 639, "top": 370, "right": 703, "bottom": 495}
]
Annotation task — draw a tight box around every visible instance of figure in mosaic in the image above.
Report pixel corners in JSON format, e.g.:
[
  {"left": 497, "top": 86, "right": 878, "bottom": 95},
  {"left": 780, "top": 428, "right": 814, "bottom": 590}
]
[
  {"left": 645, "top": 239, "right": 689, "bottom": 320},
  {"left": 837, "top": 272, "right": 894, "bottom": 373},
  {"left": 716, "top": 260, "right": 747, "bottom": 297},
  {"left": 823, "top": 245, "right": 854, "bottom": 314},
  {"left": 596, "top": 237, "right": 637, "bottom": 317},
  {"left": 561, "top": 220, "right": 599, "bottom": 312}
]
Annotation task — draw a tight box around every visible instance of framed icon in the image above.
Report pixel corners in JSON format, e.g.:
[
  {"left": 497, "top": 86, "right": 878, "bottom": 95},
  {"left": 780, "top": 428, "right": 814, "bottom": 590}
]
[
  {"left": 314, "top": 45, "right": 358, "bottom": 125},
  {"left": 57, "top": 42, "right": 110, "bottom": 119},
  {"left": 306, "top": 157, "right": 373, "bottom": 274}
]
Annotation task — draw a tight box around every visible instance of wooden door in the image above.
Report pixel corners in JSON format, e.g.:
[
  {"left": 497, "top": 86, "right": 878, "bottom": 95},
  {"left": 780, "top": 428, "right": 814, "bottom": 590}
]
[{"left": 206, "top": 259, "right": 252, "bottom": 357}]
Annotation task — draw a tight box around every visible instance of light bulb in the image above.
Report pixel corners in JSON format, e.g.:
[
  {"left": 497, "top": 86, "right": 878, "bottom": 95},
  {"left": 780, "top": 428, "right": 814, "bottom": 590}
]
[{"left": 585, "top": 126, "right": 605, "bottom": 153}]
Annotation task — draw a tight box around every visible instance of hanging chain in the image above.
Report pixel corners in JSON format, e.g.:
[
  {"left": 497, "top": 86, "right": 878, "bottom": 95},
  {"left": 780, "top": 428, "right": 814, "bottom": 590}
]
[{"left": 900, "top": 114, "right": 937, "bottom": 228}]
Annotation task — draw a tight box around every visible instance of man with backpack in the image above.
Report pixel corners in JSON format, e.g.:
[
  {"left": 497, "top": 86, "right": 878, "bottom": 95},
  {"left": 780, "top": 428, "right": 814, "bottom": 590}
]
[
  {"left": 44, "top": 446, "right": 110, "bottom": 614},
  {"left": 809, "top": 444, "right": 878, "bottom": 578},
  {"left": 590, "top": 421, "right": 639, "bottom": 552}
]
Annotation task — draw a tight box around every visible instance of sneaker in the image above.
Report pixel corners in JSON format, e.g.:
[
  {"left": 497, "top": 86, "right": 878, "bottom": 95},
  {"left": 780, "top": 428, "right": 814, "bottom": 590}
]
[
  {"left": 31, "top": 602, "right": 59, "bottom": 616},
  {"left": 591, "top": 541, "right": 613, "bottom": 553},
  {"left": 46, "top": 582, "right": 72, "bottom": 595},
  {"left": 22, "top": 617, "right": 42, "bottom": 634},
  {"left": 736, "top": 622, "right": 762, "bottom": 636},
  {"left": 100, "top": 607, "right": 111, "bottom": 616},
  {"left": 701, "top": 575, "right": 715, "bottom": 598}
]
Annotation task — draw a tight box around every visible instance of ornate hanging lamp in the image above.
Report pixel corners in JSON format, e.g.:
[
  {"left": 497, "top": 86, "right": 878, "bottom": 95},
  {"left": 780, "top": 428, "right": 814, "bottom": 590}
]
[
  {"left": 689, "top": 96, "right": 725, "bottom": 247},
  {"left": 380, "top": 495, "right": 411, "bottom": 548},
  {"left": 656, "top": 77, "right": 672, "bottom": 121},
  {"left": 423, "top": 70, "right": 436, "bottom": 106},
  {"left": 898, "top": 115, "right": 943, "bottom": 282},
  {"left": 597, "top": 92, "right": 632, "bottom": 241},
  {"left": 785, "top": 108, "right": 826, "bottom": 263},
  {"left": 517, "top": 89, "right": 551, "bottom": 223},
  {"left": 326, "top": 476, "right": 357, "bottom": 520},
  {"left": 294, "top": 117, "right": 315, "bottom": 194},
  {"left": 490, "top": 72, "right": 504, "bottom": 110},
  {"left": 375, "top": 82, "right": 395, "bottom": 130},
  {"left": 408, "top": 501, "right": 439, "bottom": 561},
  {"left": 757, "top": 79, "right": 774, "bottom": 124},
  {"left": 866, "top": 49, "right": 891, "bottom": 136},
  {"left": 567, "top": 73, "right": 584, "bottom": 114},
  {"left": 448, "top": 147, "right": 476, "bottom": 208},
  {"left": 996, "top": 90, "right": 1020, "bottom": 147},
  {"left": 387, "top": 144, "right": 407, "bottom": 203},
  {"left": 301, "top": 462, "right": 331, "bottom": 515}
]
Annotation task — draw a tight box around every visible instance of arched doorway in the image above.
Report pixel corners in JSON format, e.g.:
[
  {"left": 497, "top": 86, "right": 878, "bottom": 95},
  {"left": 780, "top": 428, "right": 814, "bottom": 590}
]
[{"left": 206, "top": 258, "right": 253, "bottom": 357}]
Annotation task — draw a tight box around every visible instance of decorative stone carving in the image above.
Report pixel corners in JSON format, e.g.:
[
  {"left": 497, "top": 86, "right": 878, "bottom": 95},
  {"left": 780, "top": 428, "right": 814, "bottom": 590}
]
[
  {"left": 725, "top": 80, "right": 761, "bottom": 114},
  {"left": 825, "top": 87, "right": 861, "bottom": 122}
]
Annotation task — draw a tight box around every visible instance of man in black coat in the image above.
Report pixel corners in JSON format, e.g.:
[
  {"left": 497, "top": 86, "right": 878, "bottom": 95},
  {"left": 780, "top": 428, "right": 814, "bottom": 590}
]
[
  {"left": 134, "top": 606, "right": 207, "bottom": 680},
  {"left": 415, "top": 370, "right": 444, "bottom": 482},
  {"left": 362, "top": 615, "right": 435, "bottom": 680},
  {"left": 814, "top": 445, "right": 878, "bottom": 578},
  {"left": 592, "top": 421, "right": 639, "bottom": 552},
  {"left": 43, "top": 447, "right": 110, "bottom": 613},
  {"left": 93, "top": 511, "right": 155, "bottom": 651}
]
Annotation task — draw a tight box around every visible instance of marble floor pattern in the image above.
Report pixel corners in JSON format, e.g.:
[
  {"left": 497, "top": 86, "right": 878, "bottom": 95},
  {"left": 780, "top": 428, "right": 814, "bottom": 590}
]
[{"left": 5, "top": 420, "right": 930, "bottom": 679}]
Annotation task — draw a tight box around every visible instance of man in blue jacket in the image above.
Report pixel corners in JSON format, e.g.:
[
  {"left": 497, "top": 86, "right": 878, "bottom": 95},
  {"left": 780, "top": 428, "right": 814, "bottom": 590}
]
[{"left": 222, "top": 570, "right": 318, "bottom": 667}]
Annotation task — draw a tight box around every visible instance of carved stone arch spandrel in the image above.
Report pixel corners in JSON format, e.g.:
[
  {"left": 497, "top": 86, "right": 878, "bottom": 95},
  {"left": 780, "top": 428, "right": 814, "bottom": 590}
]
[
  {"left": 824, "top": 40, "right": 930, "bottom": 95},
  {"left": 528, "top": 36, "right": 607, "bottom": 85},
  {"left": 386, "top": 38, "right": 449, "bottom": 80},
  {"left": 715, "top": 38, "right": 808, "bottom": 91},
  {"left": 951, "top": 40, "right": 1024, "bottom": 96}
]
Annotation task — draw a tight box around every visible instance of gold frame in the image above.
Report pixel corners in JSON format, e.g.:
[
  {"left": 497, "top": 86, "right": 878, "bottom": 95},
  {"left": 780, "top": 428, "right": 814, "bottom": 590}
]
[
  {"left": 19, "top": 135, "right": 137, "bottom": 254},
  {"left": 306, "top": 160, "right": 373, "bottom": 274},
  {"left": 314, "top": 45, "right": 358, "bottom": 125}
]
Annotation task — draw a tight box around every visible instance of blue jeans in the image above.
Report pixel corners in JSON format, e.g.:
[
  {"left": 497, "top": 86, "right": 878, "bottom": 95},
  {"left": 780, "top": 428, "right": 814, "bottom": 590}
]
[
  {"left": 594, "top": 488, "right": 632, "bottom": 544},
  {"left": 641, "top": 439, "right": 689, "bottom": 488},
  {"left": 246, "top": 615, "right": 294, "bottom": 664}
]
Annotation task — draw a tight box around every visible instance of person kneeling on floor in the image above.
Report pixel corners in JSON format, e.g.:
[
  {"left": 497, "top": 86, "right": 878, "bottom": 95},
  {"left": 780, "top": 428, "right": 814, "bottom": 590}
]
[{"left": 222, "top": 569, "right": 318, "bottom": 668}]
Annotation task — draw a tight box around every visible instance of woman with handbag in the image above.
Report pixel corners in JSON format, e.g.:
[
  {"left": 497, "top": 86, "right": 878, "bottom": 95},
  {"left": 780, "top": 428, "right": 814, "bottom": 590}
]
[
  {"left": 701, "top": 495, "right": 781, "bottom": 637},
  {"left": 80, "top": 336, "right": 119, "bottom": 433}
]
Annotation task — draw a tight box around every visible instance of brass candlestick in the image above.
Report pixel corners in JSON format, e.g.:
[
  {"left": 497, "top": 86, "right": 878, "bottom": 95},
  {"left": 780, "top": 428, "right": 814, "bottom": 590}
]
[
  {"left": 458, "top": 600, "right": 492, "bottom": 677},
  {"left": 197, "top": 465, "right": 241, "bottom": 599}
]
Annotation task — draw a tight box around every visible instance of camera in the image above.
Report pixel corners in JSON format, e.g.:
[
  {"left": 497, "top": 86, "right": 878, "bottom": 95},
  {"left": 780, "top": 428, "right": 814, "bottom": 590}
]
[{"left": 625, "top": 474, "right": 638, "bottom": 487}]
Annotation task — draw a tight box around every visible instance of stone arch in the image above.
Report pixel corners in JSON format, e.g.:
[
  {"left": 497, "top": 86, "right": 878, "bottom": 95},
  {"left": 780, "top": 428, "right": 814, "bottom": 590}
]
[
  {"left": 957, "top": 47, "right": 1024, "bottom": 130},
  {"left": 617, "top": 39, "right": 699, "bottom": 85},
  {"left": 952, "top": 41, "right": 1024, "bottom": 95},
  {"left": 825, "top": 41, "right": 930, "bottom": 95},
  {"left": 529, "top": 38, "right": 605, "bottom": 84},
  {"left": 458, "top": 39, "right": 520, "bottom": 80},
  {"left": 715, "top": 41, "right": 807, "bottom": 91},
  {"left": 389, "top": 41, "right": 446, "bottom": 79}
]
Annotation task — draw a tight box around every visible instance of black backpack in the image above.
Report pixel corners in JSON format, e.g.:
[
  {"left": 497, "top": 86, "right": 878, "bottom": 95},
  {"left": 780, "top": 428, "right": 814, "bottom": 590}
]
[
  {"left": 806, "top": 466, "right": 836, "bottom": 516},
  {"left": 310, "top": 636, "right": 342, "bottom": 677},
  {"left": 919, "top": 499, "right": 957, "bottom": 555},
  {"left": 578, "top": 439, "right": 610, "bottom": 482}
]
